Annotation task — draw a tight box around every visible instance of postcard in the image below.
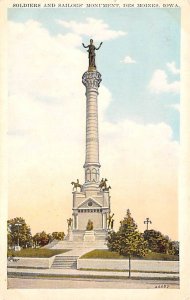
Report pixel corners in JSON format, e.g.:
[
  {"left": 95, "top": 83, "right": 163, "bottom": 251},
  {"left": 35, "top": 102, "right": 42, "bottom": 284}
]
[{"left": 0, "top": 0, "right": 190, "bottom": 299}]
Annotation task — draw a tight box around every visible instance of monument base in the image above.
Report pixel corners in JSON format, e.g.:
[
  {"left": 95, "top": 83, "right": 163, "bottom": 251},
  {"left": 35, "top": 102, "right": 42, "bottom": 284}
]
[
  {"left": 65, "top": 229, "right": 108, "bottom": 243},
  {"left": 45, "top": 230, "right": 108, "bottom": 249},
  {"left": 67, "top": 228, "right": 73, "bottom": 241},
  {"left": 83, "top": 230, "right": 95, "bottom": 242}
]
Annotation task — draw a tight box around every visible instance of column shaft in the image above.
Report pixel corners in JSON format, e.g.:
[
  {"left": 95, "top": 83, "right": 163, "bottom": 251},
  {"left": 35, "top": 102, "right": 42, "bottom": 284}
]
[
  {"left": 86, "top": 89, "right": 99, "bottom": 163},
  {"left": 82, "top": 71, "right": 102, "bottom": 186}
]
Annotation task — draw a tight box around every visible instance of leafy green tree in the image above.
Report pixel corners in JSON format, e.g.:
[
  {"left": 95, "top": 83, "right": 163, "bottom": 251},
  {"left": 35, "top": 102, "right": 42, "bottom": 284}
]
[
  {"left": 107, "top": 231, "right": 120, "bottom": 253},
  {"left": 47, "top": 233, "right": 53, "bottom": 243},
  {"left": 107, "top": 209, "right": 148, "bottom": 277},
  {"left": 170, "top": 241, "right": 179, "bottom": 255},
  {"left": 143, "top": 230, "right": 176, "bottom": 254},
  {"left": 52, "top": 232, "right": 65, "bottom": 241},
  {"left": 33, "top": 231, "right": 51, "bottom": 247},
  {"left": 32, "top": 233, "right": 40, "bottom": 248},
  {"left": 143, "top": 230, "right": 161, "bottom": 253},
  {"left": 7, "top": 217, "right": 32, "bottom": 249},
  {"left": 7, "top": 227, "right": 13, "bottom": 249}
]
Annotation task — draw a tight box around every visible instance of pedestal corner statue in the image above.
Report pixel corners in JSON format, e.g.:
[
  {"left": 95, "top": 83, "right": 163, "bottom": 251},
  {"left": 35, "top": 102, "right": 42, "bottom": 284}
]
[{"left": 50, "top": 40, "right": 114, "bottom": 248}]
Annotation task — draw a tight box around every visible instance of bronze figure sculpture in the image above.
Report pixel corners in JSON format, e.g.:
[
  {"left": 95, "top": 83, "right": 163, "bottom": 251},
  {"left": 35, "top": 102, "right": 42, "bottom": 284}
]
[
  {"left": 71, "top": 179, "right": 82, "bottom": 192},
  {"left": 99, "top": 178, "right": 111, "bottom": 191},
  {"left": 99, "top": 178, "right": 107, "bottom": 190},
  {"left": 107, "top": 213, "right": 114, "bottom": 230},
  {"left": 82, "top": 39, "right": 103, "bottom": 70},
  {"left": 67, "top": 217, "right": 73, "bottom": 229},
  {"left": 86, "top": 219, "right": 93, "bottom": 231}
]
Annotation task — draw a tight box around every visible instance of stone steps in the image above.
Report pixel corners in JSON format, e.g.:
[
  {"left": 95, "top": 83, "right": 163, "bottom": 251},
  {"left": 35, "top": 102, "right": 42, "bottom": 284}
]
[
  {"left": 49, "top": 241, "right": 107, "bottom": 249},
  {"left": 51, "top": 256, "right": 78, "bottom": 269}
]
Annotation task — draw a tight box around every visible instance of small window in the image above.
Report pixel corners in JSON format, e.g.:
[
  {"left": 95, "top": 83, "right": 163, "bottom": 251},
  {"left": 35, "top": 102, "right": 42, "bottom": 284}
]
[
  {"left": 86, "top": 169, "right": 91, "bottom": 181},
  {"left": 92, "top": 168, "right": 97, "bottom": 182}
]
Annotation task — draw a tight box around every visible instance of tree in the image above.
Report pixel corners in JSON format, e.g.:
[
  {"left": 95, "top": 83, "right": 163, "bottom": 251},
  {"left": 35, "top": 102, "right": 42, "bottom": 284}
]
[
  {"left": 107, "top": 209, "right": 148, "bottom": 277},
  {"left": 52, "top": 232, "right": 65, "bottom": 241},
  {"left": 143, "top": 229, "right": 176, "bottom": 254},
  {"left": 32, "top": 231, "right": 51, "bottom": 247},
  {"left": 7, "top": 217, "right": 32, "bottom": 249},
  {"left": 32, "top": 233, "right": 40, "bottom": 248},
  {"left": 107, "top": 231, "right": 120, "bottom": 253},
  {"left": 7, "top": 227, "right": 13, "bottom": 249},
  {"left": 170, "top": 241, "right": 179, "bottom": 255}
]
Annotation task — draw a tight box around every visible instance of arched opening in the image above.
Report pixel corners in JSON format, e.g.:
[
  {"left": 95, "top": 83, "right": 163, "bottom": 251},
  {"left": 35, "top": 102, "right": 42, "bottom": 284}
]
[
  {"left": 92, "top": 168, "right": 97, "bottom": 182},
  {"left": 86, "top": 169, "right": 91, "bottom": 181}
]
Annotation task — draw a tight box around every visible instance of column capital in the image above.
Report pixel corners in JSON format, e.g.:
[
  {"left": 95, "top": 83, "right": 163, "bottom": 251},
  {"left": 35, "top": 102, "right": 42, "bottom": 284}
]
[
  {"left": 82, "top": 71, "right": 102, "bottom": 89},
  {"left": 83, "top": 162, "right": 101, "bottom": 169}
]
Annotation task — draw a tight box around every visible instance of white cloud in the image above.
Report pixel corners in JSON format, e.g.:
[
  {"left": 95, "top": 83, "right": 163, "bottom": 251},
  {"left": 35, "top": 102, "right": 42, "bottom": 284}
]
[
  {"left": 8, "top": 20, "right": 179, "bottom": 239},
  {"left": 167, "top": 61, "right": 180, "bottom": 75},
  {"left": 57, "top": 17, "right": 126, "bottom": 41},
  {"left": 148, "top": 69, "right": 180, "bottom": 94},
  {"left": 121, "top": 56, "right": 136, "bottom": 64}
]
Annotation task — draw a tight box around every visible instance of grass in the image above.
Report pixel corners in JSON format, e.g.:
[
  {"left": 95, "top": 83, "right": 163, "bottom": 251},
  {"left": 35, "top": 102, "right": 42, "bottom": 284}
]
[
  {"left": 80, "top": 250, "right": 179, "bottom": 261},
  {"left": 81, "top": 249, "right": 126, "bottom": 259},
  {"left": 143, "top": 252, "right": 179, "bottom": 261},
  {"left": 7, "top": 248, "right": 70, "bottom": 258}
]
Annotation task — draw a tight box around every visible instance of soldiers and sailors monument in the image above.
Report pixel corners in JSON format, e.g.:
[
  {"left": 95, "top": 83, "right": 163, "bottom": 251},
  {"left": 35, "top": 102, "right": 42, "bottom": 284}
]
[{"left": 50, "top": 40, "right": 114, "bottom": 249}]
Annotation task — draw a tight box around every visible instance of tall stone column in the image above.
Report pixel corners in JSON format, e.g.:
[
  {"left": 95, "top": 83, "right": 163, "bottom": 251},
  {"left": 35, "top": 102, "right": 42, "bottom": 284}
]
[{"left": 82, "top": 71, "right": 102, "bottom": 190}]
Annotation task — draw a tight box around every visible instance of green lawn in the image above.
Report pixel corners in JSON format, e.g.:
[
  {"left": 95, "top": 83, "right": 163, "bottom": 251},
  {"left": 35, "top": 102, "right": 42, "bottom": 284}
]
[
  {"left": 80, "top": 250, "right": 179, "bottom": 261},
  {"left": 7, "top": 248, "right": 70, "bottom": 258},
  {"left": 143, "top": 252, "right": 179, "bottom": 261},
  {"left": 81, "top": 250, "right": 126, "bottom": 259}
]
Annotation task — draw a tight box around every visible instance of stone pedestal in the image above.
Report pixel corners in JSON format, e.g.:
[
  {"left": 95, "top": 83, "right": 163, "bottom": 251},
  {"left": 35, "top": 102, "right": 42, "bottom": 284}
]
[
  {"left": 83, "top": 230, "right": 95, "bottom": 242},
  {"left": 68, "top": 228, "right": 73, "bottom": 241}
]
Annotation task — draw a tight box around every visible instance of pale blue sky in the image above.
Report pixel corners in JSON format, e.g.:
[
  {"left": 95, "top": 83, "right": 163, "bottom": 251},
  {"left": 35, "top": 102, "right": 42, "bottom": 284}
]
[{"left": 8, "top": 8, "right": 180, "bottom": 140}]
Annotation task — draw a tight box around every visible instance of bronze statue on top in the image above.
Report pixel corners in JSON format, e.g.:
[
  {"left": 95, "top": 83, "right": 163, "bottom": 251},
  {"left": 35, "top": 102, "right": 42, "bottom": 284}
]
[{"left": 82, "top": 39, "right": 103, "bottom": 71}]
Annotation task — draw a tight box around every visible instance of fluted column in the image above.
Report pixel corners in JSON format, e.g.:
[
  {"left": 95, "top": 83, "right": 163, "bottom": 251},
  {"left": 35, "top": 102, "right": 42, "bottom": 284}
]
[{"left": 82, "top": 71, "right": 102, "bottom": 189}]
